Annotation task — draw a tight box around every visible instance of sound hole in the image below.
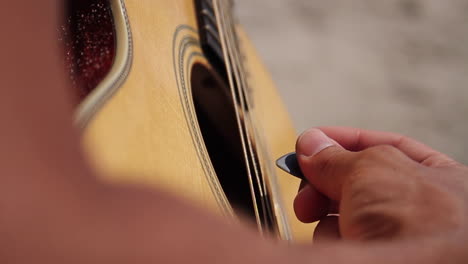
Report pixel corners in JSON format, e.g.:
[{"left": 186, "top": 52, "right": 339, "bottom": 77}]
[
  {"left": 191, "top": 63, "right": 255, "bottom": 219},
  {"left": 59, "top": 0, "right": 116, "bottom": 103}
]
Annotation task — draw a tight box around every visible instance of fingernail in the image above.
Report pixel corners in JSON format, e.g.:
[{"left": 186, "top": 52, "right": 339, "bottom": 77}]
[{"left": 297, "top": 128, "right": 335, "bottom": 157}]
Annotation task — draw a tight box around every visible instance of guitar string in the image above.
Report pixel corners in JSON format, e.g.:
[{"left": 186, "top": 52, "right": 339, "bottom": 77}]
[
  {"left": 223, "top": 7, "right": 268, "bottom": 194},
  {"left": 211, "top": 0, "right": 291, "bottom": 238},
  {"left": 212, "top": 0, "right": 264, "bottom": 233},
  {"left": 217, "top": 4, "right": 269, "bottom": 228},
  {"left": 213, "top": 0, "right": 277, "bottom": 231},
  {"left": 225, "top": 3, "right": 279, "bottom": 230},
  {"left": 217, "top": 0, "right": 275, "bottom": 231},
  {"left": 217, "top": 0, "right": 274, "bottom": 229},
  {"left": 222, "top": 1, "right": 275, "bottom": 228},
  {"left": 226, "top": 13, "right": 273, "bottom": 229},
  {"left": 215, "top": 0, "right": 271, "bottom": 230},
  {"left": 215, "top": 0, "right": 270, "bottom": 231},
  {"left": 220, "top": 1, "right": 292, "bottom": 238}
]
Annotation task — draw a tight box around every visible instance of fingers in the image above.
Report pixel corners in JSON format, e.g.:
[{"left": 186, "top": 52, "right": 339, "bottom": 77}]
[
  {"left": 294, "top": 127, "right": 463, "bottom": 242},
  {"left": 313, "top": 216, "right": 341, "bottom": 242},
  {"left": 295, "top": 129, "right": 413, "bottom": 201},
  {"left": 294, "top": 185, "right": 330, "bottom": 223},
  {"left": 296, "top": 129, "right": 359, "bottom": 200},
  {"left": 318, "top": 126, "right": 455, "bottom": 167}
]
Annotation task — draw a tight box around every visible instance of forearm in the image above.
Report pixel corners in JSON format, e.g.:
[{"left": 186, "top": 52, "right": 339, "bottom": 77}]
[
  {"left": 0, "top": 0, "right": 97, "bottom": 210},
  {"left": 2, "top": 181, "right": 446, "bottom": 264},
  {"left": 101, "top": 194, "right": 442, "bottom": 264},
  {"left": 0, "top": 0, "right": 103, "bottom": 254}
]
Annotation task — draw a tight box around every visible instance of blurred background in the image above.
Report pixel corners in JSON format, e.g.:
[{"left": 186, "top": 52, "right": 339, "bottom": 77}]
[{"left": 236, "top": 0, "right": 468, "bottom": 164}]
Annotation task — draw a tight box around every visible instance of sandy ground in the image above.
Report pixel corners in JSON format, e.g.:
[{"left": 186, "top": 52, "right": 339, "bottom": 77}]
[{"left": 236, "top": 0, "right": 468, "bottom": 164}]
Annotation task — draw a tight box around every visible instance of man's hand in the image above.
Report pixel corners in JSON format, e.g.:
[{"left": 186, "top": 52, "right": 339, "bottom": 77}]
[{"left": 294, "top": 127, "right": 468, "bottom": 244}]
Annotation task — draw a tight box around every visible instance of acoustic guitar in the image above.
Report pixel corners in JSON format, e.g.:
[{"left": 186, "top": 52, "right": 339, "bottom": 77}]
[{"left": 60, "top": 0, "right": 314, "bottom": 241}]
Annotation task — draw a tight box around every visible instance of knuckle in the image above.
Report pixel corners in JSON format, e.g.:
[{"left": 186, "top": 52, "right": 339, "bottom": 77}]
[
  {"left": 422, "top": 154, "right": 459, "bottom": 168},
  {"left": 354, "top": 145, "right": 403, "bottom": 172},
  {"left": 364, "top": 145, "right": 401, "bottom": 159}
]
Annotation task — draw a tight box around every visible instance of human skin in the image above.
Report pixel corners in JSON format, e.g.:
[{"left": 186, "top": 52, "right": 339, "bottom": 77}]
[
  {"left": 1, "top": 1, "right": 467, "bottom": 263},
  {"left": 294, "top": 127, "right": 468, "bottom": 261}
]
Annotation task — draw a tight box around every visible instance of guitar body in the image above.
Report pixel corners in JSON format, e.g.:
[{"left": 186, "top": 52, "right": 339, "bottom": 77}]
[{"left": 65, "top": 0, "right": 313, "bottom": 241}]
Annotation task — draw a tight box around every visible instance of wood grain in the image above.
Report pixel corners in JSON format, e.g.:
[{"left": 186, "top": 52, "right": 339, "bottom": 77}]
[{"left": 81, "top": 0, "right": 315, "bottom": 241}]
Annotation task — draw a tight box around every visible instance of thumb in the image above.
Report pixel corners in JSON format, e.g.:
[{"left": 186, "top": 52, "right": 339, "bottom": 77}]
[{"left": 296, "top": 129, "right": 410, "bottom": 201}]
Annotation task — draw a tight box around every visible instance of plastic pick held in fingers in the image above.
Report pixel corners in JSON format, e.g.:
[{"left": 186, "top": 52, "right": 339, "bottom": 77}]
[{"left": 276, "top": 152, "right": 306, "bottom": 181}]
